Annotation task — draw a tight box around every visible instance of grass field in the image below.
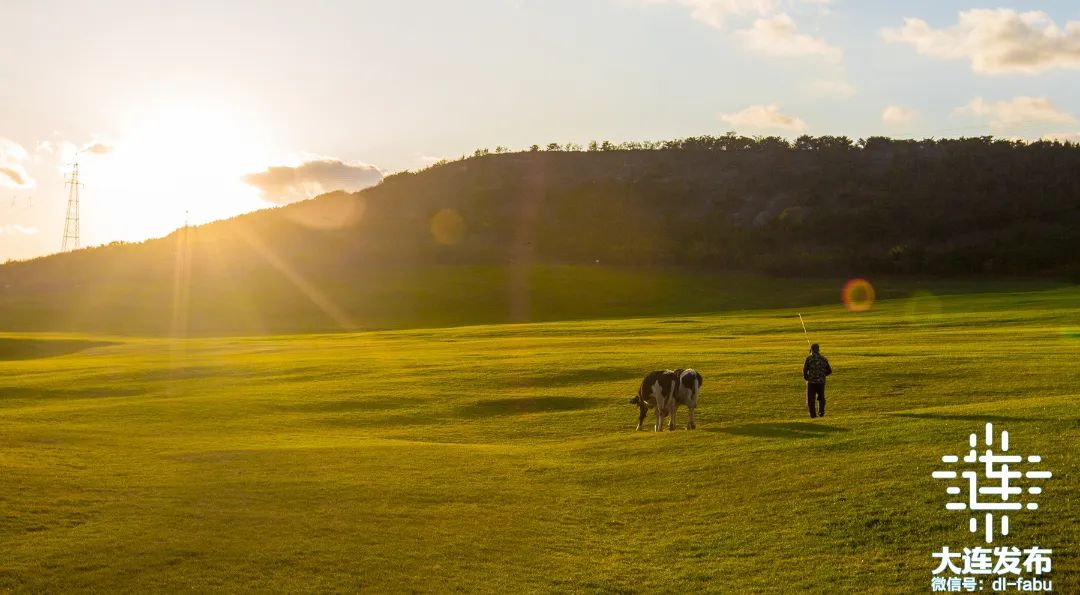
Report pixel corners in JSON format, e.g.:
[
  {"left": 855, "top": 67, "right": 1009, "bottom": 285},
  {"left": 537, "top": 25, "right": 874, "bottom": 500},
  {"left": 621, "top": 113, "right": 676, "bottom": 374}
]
[
  {"left": 0, "top": 262, "right": 1066, "bottom": 335},
  {"left": 1, "top": 285, "right": 1078, "bottom": 592}
]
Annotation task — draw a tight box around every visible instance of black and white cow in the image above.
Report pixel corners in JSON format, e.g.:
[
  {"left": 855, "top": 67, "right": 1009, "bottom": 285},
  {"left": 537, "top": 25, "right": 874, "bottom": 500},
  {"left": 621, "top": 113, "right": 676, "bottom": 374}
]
[
  {"left": 628, "top": 368, "right": 704, "bottom": 431},
  {"left": 670, "top": 368, "right": 703, "bottom": 430},
  {"left": 628, "top": 370, "right": 678, "bottom": 431}
]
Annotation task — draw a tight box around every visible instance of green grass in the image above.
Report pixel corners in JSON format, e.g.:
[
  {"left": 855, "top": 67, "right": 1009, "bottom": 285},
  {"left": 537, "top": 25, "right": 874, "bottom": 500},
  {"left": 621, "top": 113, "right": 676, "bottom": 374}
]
[
  {"left": 1, "top": 286, "right": 1078, "bottom": 592},
  {"left": 0, "top": 262, "right": 1067, "bottom": 334}
]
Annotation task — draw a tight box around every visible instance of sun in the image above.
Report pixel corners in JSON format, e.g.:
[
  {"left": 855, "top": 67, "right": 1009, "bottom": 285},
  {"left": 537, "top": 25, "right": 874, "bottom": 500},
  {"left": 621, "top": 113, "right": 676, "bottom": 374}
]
[{"left": 81, "top": 100, "right": 276, "bottom": 244}]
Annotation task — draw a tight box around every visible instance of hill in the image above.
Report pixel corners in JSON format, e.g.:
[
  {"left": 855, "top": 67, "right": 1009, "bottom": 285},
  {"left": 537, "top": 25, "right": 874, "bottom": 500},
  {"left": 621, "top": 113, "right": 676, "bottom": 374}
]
[{"left": 1, "top": 136, "right": 1078, "bottom": 334}]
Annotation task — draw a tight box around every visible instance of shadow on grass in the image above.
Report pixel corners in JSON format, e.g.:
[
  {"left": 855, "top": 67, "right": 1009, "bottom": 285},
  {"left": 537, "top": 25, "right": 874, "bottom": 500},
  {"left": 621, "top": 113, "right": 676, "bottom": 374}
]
[
  {"left": 0, "top": 386, "right": 143, "bottom": 400},
  {"left": 708, "top": 421, "right": 849, "bottom": 439},
  {"left": 891, "top": 413, "right": 1052, "bottom": 423},
  {"left": 314, "top": 396, "right": 604, "bottom": 427},
  {"left": 509, "top": 367, "right": 640, "bottom": 388},
  {"left": 456, "top": 396, "right": 605, "bottom": 417},
  {"left": 284, "top": 398, "right": 425, "bottom": 413},
  {"left": 319, "top": 411, "right": 434, "bottom": 428},
  {"left": 0, "top": 338, "right": 117, "bottom": 361},
  {"left": 126, "top": 367, "right": 258, "bottom": 383}
]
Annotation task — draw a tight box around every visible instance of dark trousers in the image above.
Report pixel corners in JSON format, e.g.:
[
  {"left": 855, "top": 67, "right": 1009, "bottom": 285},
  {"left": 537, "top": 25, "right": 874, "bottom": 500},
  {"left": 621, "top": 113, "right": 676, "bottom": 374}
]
[{"left": 807, "top": 382, "right": 825, "bottom": 418}]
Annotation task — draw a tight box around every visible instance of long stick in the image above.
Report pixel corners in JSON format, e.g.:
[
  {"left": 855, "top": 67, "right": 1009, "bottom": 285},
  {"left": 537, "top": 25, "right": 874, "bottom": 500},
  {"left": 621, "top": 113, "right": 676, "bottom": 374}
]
[{"left": 798, "top": 313, "right": 811, "bottom": 347}]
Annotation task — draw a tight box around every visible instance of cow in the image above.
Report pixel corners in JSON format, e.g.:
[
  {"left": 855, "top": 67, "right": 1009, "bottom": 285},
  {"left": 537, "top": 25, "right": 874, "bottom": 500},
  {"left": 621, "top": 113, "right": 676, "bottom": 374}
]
[
  {"left": 669, "top": 368, "right": 703, "bottom": 430},
  {"left": 628, "top": 370, "right": 678, "bottom": 431}
]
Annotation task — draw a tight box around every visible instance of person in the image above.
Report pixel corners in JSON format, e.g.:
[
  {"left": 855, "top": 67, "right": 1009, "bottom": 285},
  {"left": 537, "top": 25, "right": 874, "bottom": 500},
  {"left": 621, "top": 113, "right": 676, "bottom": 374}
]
[{"left": 803, "top": 343, "right": 832, "bottom": 418}]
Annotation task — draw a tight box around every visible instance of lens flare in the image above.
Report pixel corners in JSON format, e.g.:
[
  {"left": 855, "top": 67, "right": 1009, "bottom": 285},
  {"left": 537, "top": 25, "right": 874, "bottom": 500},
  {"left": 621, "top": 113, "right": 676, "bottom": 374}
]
[
  {"left": 904, "top": 290, "right": 943, "bottom": 324},
  {"left": 430, "top": 208, "right": 465, "bottom": 245},
  {"left": 842, "top": 278, "right": 875, "bottom": 312}
]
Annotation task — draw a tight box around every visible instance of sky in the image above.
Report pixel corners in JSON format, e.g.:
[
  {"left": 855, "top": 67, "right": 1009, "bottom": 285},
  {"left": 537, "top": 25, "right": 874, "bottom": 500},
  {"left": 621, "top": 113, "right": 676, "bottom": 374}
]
[{"left": 2, "top": 0, "right": 1079, "bottom": 260}]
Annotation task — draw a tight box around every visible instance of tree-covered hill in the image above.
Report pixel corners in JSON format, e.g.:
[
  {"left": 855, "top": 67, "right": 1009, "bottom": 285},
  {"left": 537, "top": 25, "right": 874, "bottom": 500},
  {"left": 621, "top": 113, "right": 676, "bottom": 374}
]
[
  {"left": 378, "top": 135, "right": 1079, "bottom": 275},
  {"left": 0, "top": 135, "right": 1077, "bottom": 334}
]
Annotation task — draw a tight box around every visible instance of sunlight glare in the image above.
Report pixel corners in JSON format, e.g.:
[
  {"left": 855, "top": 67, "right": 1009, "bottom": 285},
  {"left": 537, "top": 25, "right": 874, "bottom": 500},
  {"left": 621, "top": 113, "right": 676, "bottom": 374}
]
[{"left": 82, "top": 100, "right": 275, "bottom": 244}]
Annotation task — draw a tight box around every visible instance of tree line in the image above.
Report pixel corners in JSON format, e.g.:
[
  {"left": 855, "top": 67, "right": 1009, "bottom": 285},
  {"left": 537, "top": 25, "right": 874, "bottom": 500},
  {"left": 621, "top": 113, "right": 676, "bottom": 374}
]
[
  {"left": 378, "top": 135, "right": 1080, "bottom": 278},
  {"left": 467, "top": 134, "right": 1073, "bottom": 156}
]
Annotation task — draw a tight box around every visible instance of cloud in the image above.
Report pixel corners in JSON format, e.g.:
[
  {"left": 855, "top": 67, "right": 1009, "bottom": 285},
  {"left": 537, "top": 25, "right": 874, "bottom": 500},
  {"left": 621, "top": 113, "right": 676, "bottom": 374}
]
[
  {"left": 807, "top": 79, "right": 855, "bottom": 97},
  {"left": 645, "top": 1, "right": 836, "bottom": 32},
  {"left": 0, "top": 138, "right": 29, "bottom": 162},
  {"left": 243, "top": 159, "right": 384, "bottom": 205},
  {"left": 955, "top": 96, "right": 1076, "bottom": 130},
  {"left": 0, "top": 138, "right": 34, "bottom": 190},
  {"left": 643, "top": 0, "right": 778, "bottom": 30},
  {"left": 69, "top": 140, "right": 114, "bottom": 160},
  {"left": 0, "top": 224, "right": 39, "bottom": 236},
  {"left": 882, "top": 9, "right": 1080, "bottom": 74},
  {"left": 882, "top": 105, "right": 918, "bottom": 125},
  {"left": 735, "top": 13, "right": 841, "bottom": 60},
  {"left": 0, "top": 166, "right": 30, "bottom": 187},
  {"left": 80, "top": 141, "right": 113, "bottom": 155},
  {"left": 34, "top": 139, "right": 113, "bottom": 164},
  {"left": 642, "top": 1, "right": 842, "bottom": 57},
  {"left": 719, "top": 104, "right": 807, "bottom": 132}
]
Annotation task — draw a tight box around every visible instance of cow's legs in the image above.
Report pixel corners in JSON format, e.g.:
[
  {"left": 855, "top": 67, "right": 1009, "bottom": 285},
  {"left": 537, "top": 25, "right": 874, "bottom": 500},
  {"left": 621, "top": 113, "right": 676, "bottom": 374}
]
[
  {"left": 687, "top": 406, "right": 696, "bottom": 430},
  {"left": 636, "top": 402, "right": 648, "bottom": 431},
  {"left": 669, "top": 402, "right": 678, "bottom": 431},
  {"left": 654, "top": 401, "right": 664, "bottom": 432}
]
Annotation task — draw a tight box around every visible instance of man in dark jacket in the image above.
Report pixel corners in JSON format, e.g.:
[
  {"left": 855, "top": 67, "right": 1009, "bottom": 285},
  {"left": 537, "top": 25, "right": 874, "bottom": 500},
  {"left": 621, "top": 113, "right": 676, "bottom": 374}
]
[{"left": 803, "top": 343, "right": 832, "bottom": 418}]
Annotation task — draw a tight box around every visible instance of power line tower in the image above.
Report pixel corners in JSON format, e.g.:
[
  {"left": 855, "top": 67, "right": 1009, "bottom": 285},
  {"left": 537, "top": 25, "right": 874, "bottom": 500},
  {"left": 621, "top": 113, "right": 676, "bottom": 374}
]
[{"left": 62, "top": 161, "right": 82, "bottom": 251}]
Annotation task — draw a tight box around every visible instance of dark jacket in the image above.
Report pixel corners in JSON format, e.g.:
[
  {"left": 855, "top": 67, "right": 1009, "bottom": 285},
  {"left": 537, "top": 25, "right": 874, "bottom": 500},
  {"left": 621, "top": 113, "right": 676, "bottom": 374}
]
[{"left": 803, "top": 353, "right": 832, "bottom": 384}]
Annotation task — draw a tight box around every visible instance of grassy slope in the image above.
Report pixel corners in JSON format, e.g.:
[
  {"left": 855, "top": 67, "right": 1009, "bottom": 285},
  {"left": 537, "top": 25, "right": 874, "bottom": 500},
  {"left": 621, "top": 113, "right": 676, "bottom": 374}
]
[
  {"left": 0, "top": 287, "right": 1078, "bottom": 593},
  {"left": 0, "top": 262, "right": 1067, "bottom": 334}
]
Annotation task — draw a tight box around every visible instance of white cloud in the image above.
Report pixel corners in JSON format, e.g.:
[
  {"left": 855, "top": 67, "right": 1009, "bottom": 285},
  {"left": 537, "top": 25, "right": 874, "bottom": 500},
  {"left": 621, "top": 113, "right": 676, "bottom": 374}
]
[
  {"left": 955, "top": 96, "right": 1076, "bottom": 130},
  {"left": 643, "top": 0, "right": 778, "bottom": 30},
  {"left": 807, "top": 79, "right": 855, "bottom": 97},
  {"left": 80, "top": 141, "right": 113, "bottom": 155},
  {"left": 735, "top": 13, "right": 841, "bottom": 60},
  {"left": 0, "top": 224, "right": 39, "bottom": 236},
  {"left": 882, "top": 9, "right": 1080, "bottom": 74},
  {"left": 43, "top": 139, "right": 115, "bottom": 163},
  {"left": 882, "top": 105, "right": 918, "bottom": 125},
  {"left": 643, "top": 0, "right": 834, "bottom": 29},
  {"left": 641, "top": 0, "right": 842, "bottom": 57},
  {"left": 0, "top": 138, "right": 34, "bottom": 190},
  {"left": 720, "top": 104, "right": 807, "bottom": 132},
  {"left": 243, "top": 158, "right": 384, "bottom": 205},
  {"left": 0, "top": 139, "right": 29, "bottom": 162}
]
